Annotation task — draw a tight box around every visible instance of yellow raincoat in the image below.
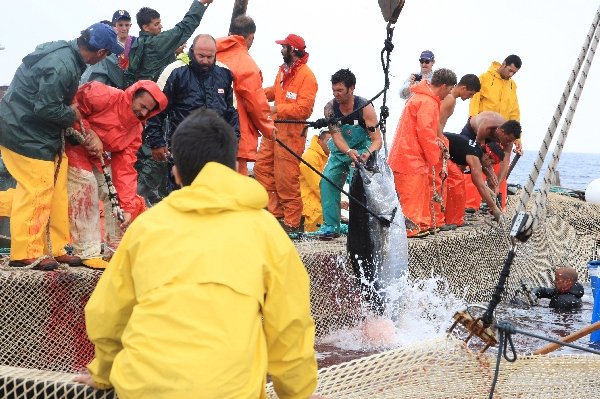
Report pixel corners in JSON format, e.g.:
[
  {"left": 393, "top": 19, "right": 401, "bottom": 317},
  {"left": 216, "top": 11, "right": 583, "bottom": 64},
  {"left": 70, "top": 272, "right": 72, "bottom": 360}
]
[
  {"left": 85, "top": 162, "right": 317, "bottom": 399},
  {"left": 299, "top": 135, "right": 329, "bottom": 232},
  {"left": 469, "top": 61, "right": 520, "bottom": 121}
]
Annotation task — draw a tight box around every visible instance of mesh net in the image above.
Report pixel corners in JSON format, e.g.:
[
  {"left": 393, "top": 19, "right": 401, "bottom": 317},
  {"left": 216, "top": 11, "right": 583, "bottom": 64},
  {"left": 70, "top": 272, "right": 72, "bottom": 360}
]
[{"left": 0, "top": 192, "right": 599, "bottom": 397}]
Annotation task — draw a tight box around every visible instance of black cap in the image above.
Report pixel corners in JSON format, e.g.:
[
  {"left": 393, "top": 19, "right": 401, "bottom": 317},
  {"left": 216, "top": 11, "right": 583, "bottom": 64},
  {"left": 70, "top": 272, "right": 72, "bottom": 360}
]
[{"left": 112, "top": 10, "right": 131, "bottom": 24}]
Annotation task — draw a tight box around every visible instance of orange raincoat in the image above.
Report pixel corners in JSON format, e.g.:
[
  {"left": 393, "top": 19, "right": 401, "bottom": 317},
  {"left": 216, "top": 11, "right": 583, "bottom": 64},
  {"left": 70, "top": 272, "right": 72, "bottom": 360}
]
[
  {"left": 216, "top": 36, "right": 275, "bottom": 174},
  {"left": 253, "top": 56, "right": 318, "bottom": 228},
  {"left": 388, "top": 81, "right": 442, "bottom": 234},
  {"left": 67, "top": 80, "right": 168, "bottom": 216}
]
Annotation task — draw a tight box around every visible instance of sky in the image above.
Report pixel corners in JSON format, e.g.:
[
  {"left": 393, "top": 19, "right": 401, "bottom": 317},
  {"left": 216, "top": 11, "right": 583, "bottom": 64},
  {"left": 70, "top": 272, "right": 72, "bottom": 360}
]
[{"left": 1, "top": 0, "right": 599, "bottom": 154}]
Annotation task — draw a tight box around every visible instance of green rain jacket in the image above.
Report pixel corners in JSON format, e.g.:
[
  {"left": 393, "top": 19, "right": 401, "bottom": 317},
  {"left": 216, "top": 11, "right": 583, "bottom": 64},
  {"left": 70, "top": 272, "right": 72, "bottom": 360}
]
[
  {"left": 0, "top": 40, "right": 85, "bottom": 161},
  {"left": 124, "top": 1, "right": 208, "bottom": 86}
]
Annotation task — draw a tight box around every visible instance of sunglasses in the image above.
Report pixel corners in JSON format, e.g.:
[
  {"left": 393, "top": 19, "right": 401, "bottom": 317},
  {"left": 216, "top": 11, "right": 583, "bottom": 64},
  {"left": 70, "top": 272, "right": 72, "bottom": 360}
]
[{"left": 419, "top": 59, "right": 432, "bottom": 64}]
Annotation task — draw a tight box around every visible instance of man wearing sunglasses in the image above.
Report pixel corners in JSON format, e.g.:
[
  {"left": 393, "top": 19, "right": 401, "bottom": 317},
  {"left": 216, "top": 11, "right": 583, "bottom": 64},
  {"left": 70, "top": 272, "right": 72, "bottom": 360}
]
[{"left": 399, "top": 50, "right": 435, "bottom": 100}]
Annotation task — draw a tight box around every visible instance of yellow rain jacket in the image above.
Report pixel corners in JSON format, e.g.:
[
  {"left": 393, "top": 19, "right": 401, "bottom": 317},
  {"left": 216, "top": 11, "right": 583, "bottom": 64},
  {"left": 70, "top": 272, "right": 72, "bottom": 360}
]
[
  {"left": 300, "top": 136, "right": 329, "bottom": 232},
  {"left": 85, "top": 162, "right": 317, "bottom": 399},
  {"left": 469, "top": 61, "right": 520, "bottom": 121}
]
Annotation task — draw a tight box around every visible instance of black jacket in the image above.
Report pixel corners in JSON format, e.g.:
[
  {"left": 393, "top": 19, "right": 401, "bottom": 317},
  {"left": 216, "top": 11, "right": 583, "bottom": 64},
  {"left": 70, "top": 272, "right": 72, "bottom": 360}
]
[
  {"left": 146, "top": 54, "right": 239, "bottom": 149},
  {"left": 534, "top": 282, "right": 584, "bottom": 310}
]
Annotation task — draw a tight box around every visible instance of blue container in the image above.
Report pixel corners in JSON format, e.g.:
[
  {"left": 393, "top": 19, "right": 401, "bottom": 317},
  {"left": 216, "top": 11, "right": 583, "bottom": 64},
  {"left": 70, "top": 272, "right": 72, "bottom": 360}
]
[{"left": 588, "top": 260, "right": 600, "bottom": 343}]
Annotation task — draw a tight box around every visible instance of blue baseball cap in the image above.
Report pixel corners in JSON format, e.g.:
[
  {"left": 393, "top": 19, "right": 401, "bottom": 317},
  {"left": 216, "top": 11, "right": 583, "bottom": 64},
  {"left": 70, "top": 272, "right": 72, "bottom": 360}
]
[
  {"left": 86, "top": 22, "right": 123, "bottom": 55},
  {"left": 420, "top": 50, "right": 435, "bottom": 60},
  {"left": 112, "top": 10, "right": 131, "bottom": 23}
]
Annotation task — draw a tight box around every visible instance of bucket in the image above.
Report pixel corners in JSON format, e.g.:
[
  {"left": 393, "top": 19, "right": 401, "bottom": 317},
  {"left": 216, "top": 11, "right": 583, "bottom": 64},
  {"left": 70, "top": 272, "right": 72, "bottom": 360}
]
[{"left": 588, "top": 260, "right": 600, "bottom": 343}]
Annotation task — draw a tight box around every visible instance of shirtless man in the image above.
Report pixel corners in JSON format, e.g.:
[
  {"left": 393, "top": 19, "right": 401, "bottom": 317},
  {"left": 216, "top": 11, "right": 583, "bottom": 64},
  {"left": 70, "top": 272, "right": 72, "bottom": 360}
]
[
  {"left": 437, "top": 74, "right": 481, "bottom": 139},
  {"left": 460, "top": 111, "right": 521, "bottom": 192}
]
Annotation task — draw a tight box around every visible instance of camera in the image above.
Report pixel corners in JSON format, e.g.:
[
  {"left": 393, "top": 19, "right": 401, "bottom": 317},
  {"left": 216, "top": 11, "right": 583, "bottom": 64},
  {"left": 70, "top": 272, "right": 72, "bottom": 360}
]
[{"left": 414, "top": 73, "right": 423, "bottom": 82}]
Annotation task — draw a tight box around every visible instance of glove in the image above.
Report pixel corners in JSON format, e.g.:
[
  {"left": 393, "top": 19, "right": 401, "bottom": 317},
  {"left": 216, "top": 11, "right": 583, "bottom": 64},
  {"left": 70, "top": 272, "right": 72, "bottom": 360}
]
[{"left": 531, "top": 287, "right": 542, "bottom": 298}]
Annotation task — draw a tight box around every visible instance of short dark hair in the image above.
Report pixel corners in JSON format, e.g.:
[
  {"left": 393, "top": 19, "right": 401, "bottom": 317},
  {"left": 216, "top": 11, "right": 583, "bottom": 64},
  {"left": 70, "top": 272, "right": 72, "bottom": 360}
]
[
  {"left": 133, "top": 88, "right": 158, "bottom": 111},
  {"left": 331, "top": 68, "right": 356, "bottom": 88},
  {"left": 136, "top": 7, "right": 160, "bottom": 30},
  {"left": 485, "top": 142, "right": 505, "bottom": 162},
  {"left": 500, "top": 120, "right": 522, "bottom": 139},
  {"left": 431, "top": 68, "right": 457, "bottom": 87},
  {"left": 229, "top": 15, "right": 256, "bottom": 37},
  {"left": 318, "top": 129, "right": 331, "bottom": 139},
  {"left": 171, "top": 109, "right": 237, "bottom": 186},
  {"left": 77, "top": 29, "right": 102, "bottom": 54},
  {"left": 458, "top": 74, "right": 481, "bottom": 92},
  {"left": 504, "top": 54, "right": 522, "bottom": 69}
]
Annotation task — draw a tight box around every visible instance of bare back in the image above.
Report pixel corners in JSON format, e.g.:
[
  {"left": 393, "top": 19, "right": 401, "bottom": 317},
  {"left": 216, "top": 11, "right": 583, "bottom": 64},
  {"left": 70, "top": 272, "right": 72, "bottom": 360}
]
[{"left": 470, "top": 111, "right": 506, "bottom": 144}]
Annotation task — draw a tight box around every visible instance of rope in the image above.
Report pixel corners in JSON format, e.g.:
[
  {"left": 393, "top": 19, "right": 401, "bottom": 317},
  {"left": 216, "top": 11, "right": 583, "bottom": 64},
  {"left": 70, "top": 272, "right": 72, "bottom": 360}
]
[
  {"left": 477, "top": 6, "right": 600, "bottom": 331},
  {"left": 532, "top": 18, "right": 600, "bottom": 222},
  {"left": 489, "top": 321, "right": 600, "bottom": 399},
  {"left": 513, "top": 5, "right": 600, "bottom": 220},
  {"left": 274, "top": 137, "right": 402, "bottom": 229}
]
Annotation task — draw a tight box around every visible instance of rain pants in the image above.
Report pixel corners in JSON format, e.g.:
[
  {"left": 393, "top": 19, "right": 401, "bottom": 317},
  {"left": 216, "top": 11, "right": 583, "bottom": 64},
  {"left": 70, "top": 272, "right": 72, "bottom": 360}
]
[
  {"left": 253, "top": 58, "right": 317, "bottom": 228},
  {"left": 66, "top": 81, "right": 167, "bottom": 257},
  {"left": 85, "top": 162, "right": 317, "bottom": 399},
  {"left": 320, "top": 96, "right": 371, "bottom": 233},
  {"left": 468, "top": 61, "right": 521, "bottom": 210},
  {"left": 388, "top": 81, "right": 441, "bottom": 235},
  {"left": 299, "top": 135, "right": 329, "bottom": 232},
  {"left": 217, "top": 35, "right": 275, "bottom": 175},
  {"left": 0, "top": 39, "right": 85, "bottom": 260}
]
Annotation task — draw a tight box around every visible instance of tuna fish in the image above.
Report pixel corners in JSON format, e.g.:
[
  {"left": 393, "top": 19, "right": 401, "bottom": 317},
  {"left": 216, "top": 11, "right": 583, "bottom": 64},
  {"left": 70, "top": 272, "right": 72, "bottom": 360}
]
[{"left": 347, "top": 151, "right": 409, "bottom": 318}]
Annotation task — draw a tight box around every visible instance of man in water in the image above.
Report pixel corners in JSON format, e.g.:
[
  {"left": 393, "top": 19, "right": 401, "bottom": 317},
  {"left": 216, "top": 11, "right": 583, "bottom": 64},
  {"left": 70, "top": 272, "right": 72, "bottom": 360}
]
[{"left": 533, "top": 267, "right": 584, "bottom": 311}]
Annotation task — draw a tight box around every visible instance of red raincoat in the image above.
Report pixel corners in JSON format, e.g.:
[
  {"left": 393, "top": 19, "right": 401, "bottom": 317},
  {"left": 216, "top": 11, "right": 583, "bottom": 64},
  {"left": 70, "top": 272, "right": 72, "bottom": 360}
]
[{"left": 67, "top": 80, "right": 167, "bottom": 216}]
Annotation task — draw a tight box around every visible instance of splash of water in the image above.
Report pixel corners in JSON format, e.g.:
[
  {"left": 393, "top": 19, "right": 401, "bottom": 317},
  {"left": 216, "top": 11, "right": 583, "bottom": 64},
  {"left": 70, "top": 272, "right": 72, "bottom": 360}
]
[{"left": 319, "top": 275, "right": 467, "bottom": 351}]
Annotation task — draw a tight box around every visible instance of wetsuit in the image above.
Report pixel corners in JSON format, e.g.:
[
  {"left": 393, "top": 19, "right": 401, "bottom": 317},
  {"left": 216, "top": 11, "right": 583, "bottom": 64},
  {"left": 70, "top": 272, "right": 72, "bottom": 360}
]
[{"left": 534, "top": 282, "right": 584, "bottom": 311}]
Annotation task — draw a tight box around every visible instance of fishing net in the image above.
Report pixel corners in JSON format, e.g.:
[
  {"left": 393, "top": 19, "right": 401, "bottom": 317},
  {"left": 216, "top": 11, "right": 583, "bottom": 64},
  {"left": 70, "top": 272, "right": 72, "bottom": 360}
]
[{"left": 0, "top": 191, "right": 599, "bottom": 398}]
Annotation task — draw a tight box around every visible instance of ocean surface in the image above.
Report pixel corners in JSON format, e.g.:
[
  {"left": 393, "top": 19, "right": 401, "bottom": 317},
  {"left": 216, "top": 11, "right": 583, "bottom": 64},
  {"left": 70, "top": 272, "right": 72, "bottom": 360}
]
[{"left": 507, "top": 150, "right": 600, "bottom": 191}]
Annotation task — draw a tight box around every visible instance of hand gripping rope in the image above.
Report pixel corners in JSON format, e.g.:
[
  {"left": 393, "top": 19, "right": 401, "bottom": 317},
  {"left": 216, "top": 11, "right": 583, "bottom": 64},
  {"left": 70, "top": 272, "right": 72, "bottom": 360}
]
[{"left": 64, "top": 126, "right": 126, "bottom": 223}]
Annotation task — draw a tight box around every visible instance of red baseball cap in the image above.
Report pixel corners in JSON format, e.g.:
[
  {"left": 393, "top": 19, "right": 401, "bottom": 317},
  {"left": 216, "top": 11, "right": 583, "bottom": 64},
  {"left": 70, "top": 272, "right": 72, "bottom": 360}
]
[{"left": 275, "top": 34, "right": 306, "bottom": 50}]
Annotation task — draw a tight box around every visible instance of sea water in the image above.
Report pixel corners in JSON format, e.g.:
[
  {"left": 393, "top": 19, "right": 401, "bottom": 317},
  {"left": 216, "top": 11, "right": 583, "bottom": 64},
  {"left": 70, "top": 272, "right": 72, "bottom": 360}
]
[
  {"left": 508, "top": 151, "right": 600, "bottom": 191},
  {"left": 316, "top": 276, "right": 595, "bottom": 368}
]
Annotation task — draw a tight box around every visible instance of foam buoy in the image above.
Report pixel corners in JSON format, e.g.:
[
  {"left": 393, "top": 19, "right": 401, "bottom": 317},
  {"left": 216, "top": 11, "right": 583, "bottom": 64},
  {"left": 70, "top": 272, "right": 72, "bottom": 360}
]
[{"left": 585, "top": 178, "right": 600, "bottom": 204}]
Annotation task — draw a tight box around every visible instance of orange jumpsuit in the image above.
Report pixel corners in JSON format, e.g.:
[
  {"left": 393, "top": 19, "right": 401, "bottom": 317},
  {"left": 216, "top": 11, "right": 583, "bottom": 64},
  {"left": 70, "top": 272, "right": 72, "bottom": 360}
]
[
  {"left": 388, "top": 81, "right": 441, "bottom": 236},
  {"left": 253, "top": 56, "right": 318, "bottom": 228},
  {"left": 216, "top": 36, "right": 275, "bottom": 175}
]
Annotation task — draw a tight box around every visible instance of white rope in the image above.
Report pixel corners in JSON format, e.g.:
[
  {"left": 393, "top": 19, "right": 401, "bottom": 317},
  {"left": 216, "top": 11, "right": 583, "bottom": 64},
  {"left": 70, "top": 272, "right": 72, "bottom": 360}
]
[
  {"left": 514, "top": 4, "right": 600, "bottom": 222},
  {"left": 533, "top": 19, "right": 600, "bottom": 222}
]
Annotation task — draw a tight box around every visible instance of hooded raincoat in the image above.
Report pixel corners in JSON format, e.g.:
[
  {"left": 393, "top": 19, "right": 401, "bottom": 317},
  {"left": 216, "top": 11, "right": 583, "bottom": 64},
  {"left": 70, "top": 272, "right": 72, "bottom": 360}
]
[
  {"left": 0, "top": 39, "right": 86, "bottom": 260},
  {"left": 300, "top": 135, "right": 329, "bottom": 232},
  {"left": 467, "top": 61, "right": 520, "bottom": 210},
  {"left": 469, "top": 61, "right": 520, "bottom": 121},
  {"left": 85, "top": 162, "right": 317, "bottom": 399},
  {"left": 0, "top": 40, "right": 85, "bottom": 160},
  {"left": 253, "top": 57, "right": 318, "bottom": 228},
  {"left": 124, "top": 1, "right": 208, "bottom": 86},
  {"left": 66, "top": 80, "right": 167, "bottom": 258},
  {"left": 67, "top": 80, "right": 167, "bottom": 214},
  {"left": 216, "top": 35, "right": 275, "bottom": 166},
  {"left": 388, "top": 81, "right": 442, "bottom": 234}
]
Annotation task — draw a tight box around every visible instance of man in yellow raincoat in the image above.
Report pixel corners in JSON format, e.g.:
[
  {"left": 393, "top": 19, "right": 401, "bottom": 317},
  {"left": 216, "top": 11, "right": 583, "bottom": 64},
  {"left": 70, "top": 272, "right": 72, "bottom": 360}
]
[
  {"left": 300, "top": 130, "right": 331, "bottom": 232},
  {"left": 76, "top": 109, "right": 318, "bottom": 399}
]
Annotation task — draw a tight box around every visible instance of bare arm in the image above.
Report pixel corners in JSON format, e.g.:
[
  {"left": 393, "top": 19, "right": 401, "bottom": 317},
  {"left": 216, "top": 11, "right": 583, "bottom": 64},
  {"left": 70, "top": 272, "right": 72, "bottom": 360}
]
[
  {"left": 361, "top": 104, "right": 382, "bottom": 162},
  {"left": 437, "top": 95, "right": 456, "bottom": 139},
  {"left": 467, "top": 155, "right": 502, "bottom": 218}
]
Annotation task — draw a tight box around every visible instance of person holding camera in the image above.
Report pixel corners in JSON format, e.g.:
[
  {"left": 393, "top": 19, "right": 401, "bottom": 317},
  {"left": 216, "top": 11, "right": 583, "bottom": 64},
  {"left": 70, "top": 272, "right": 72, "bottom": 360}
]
[{"left": 399, "top": 50, "right": 436, "bottom": 99}]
